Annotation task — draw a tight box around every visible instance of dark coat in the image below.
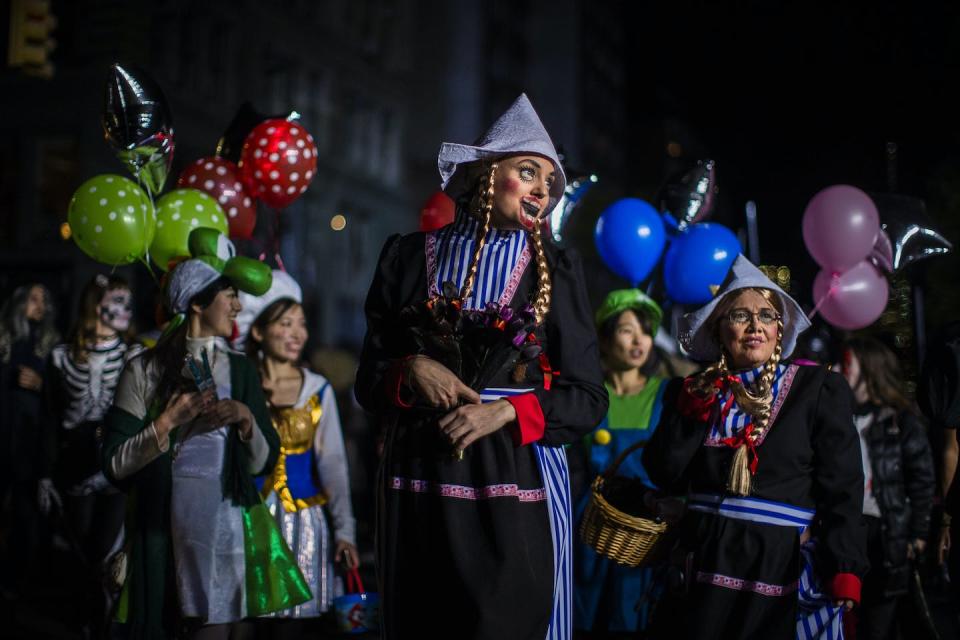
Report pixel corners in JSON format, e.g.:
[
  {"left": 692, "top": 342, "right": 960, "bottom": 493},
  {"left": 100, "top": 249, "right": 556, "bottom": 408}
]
[
  {"left": 859, "top": 405, "right": 934, "bottom": 595},
  {"left": 355, "top": 231, "right": 608, "bottom": 640}
]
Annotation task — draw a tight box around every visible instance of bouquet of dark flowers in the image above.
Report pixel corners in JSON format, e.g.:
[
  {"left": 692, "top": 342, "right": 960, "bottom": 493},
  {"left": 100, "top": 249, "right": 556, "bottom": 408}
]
[{"left": 399, "top": 281, "right": 543, "bottom": 391}]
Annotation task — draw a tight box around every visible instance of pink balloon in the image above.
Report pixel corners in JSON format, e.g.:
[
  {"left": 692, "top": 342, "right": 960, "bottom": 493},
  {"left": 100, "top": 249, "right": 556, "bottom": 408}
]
[
  {"left": 802, "top": 185, "right": 880, "bottom": 272},
  {"left": 812, "top": 260, "right": 889, "bottom": 330}
]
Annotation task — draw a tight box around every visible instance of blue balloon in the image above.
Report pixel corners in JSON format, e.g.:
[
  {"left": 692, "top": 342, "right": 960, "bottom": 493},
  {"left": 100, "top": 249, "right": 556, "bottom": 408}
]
[
  {"left": 594, "top": 198, "right": 666, "bottom": 284},
  {"left": 663, "top": 223, "right": 741, "bottom": 304}
]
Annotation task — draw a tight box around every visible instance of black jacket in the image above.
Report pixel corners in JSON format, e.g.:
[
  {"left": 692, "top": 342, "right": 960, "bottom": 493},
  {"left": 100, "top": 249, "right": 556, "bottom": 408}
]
[{"left": 859, "top": 405, "right": 934, "bottom": 594}]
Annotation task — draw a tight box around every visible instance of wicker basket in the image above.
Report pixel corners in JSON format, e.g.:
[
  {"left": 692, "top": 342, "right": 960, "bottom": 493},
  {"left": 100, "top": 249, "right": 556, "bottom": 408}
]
[{"left": 579, "top": 439, "right": 669, "bottom": 567}]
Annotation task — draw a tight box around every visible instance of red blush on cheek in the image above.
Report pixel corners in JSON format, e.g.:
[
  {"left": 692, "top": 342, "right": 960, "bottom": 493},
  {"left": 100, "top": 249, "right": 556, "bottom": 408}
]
[{"left": 502, "top": 177, "right": 521, "bottom": 193}]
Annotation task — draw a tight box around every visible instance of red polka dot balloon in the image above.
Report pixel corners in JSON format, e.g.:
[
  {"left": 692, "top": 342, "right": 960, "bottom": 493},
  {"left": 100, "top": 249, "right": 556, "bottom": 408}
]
[
  {"left": 177, "top": 157, "right": 257, "bottom": 239},
  {"left": 238, "top": 119, "right": 317, "bottom": 210}
]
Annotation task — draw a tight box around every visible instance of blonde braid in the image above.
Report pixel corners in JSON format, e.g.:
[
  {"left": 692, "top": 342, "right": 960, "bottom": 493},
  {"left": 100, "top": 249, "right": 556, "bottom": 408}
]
[
  {"left": 529, "top": 221, "right": 552, "bottom": 324},
  {"left": 725, "top": 318, "right": 783, "bottom": 496},
  {"left": 459, "top": 162, "right": 497, "bottom": 304}
]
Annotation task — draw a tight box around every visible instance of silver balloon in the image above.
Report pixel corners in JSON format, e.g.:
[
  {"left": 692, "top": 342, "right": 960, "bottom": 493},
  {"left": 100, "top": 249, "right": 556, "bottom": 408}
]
[
  {"left": 870, "top": 193, "right": 953, "bottom": 271},
  {"left": 869, "top": 230, "right": 894, "bottom": 273},
  {"left": 103, "top": 63, "right": 175, "bottom": 197},
  {"left": 660, "top": 159, "right": 718, "bottom": 230},
  {"left": 550, "top": 174, "right": 597, "bottom": 243}
]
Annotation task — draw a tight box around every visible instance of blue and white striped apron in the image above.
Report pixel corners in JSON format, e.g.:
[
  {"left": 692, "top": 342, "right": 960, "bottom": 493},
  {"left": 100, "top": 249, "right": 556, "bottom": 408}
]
[
  {"left": 482, "top": 387, "right": 572, "bottom": 640},
  {"left": 687, "top": 494, "right": 844, "bottom": 640}
]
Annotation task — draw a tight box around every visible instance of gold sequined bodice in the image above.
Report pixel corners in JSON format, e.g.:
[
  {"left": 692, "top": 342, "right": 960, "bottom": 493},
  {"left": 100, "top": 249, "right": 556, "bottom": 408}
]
[
  {"left": 270, "top": 394, "right": 322, "bottom": 454},
  {"left": 264, "top": 393, "right": 326, "bottom": 512}
]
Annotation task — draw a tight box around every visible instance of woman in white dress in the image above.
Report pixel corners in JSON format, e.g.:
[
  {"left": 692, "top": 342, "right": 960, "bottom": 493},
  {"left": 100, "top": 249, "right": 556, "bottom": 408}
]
[{"left": 102, "top": 230, "right": 309, "bottom": 639}]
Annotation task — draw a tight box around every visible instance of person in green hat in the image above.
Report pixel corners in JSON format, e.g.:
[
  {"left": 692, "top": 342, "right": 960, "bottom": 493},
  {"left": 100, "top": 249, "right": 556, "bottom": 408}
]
[
  {"left": 573, "top": 288, "right": 669, "bottom": 636},
  {"left": 100, "top": 228, "right": 310, "bottom": 639}
]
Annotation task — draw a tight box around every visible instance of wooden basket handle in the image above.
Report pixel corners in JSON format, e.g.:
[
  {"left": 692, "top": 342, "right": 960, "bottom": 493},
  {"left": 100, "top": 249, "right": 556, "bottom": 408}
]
[{"left": 601, "top": 439, "right": 648, "bottom": 481}]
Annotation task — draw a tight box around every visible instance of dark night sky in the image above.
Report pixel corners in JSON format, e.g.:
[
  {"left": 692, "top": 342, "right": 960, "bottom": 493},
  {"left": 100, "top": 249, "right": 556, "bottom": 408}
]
[{"left": 621, "top": 1, "right": 960, "bottom": 322}]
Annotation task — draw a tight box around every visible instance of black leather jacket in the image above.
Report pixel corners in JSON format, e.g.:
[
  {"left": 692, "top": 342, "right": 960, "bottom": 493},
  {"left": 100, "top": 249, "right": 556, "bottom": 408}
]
[{"left": 859, "top": 405, "right": 934, "bottom": 594}]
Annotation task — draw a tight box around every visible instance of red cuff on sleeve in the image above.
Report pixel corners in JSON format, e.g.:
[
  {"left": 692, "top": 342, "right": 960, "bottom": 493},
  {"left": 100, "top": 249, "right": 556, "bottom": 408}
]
[
  {"left": 385, "top": 360, "right": 414, "bottom": 409},
  {"left": 830, "top": 572, "right": 861, "bottom": 604},
  {"left": 506, "top": 393, "right": 546, "bottom": 446}
]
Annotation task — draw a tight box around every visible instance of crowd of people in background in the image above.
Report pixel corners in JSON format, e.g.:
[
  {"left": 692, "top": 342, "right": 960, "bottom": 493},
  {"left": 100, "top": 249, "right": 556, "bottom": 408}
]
[
  {"left": 0, "top": 93, "right": 959, "bottom": 640},
  {"left": 0, "top": 266, "right": 959, "bottom": 639}
]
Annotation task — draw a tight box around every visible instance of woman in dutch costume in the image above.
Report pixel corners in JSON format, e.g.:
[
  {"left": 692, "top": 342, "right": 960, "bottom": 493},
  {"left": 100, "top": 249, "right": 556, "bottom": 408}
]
[
  {"left": 101, "top": 229, "right": 310, "bottom": 640},
  {"left": 573, "top": 289, "right": 669, "bottom": 635},
  {"left": 641, "top": 256, "right": 867, "bottom": 639},
  {"left": 236, "top": 270, "right": 359, "bottom": 638},
  {"left": 356, "top": 94, "right": 608, "bottom": 640}
]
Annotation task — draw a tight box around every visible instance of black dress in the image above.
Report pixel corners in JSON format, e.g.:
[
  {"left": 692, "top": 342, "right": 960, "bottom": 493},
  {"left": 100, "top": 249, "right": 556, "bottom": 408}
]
[
  {"left": 641, "top": 364, "right": 868, "bottom": 639},
  {"left": 356, "top": 230, "right": 608, "bottom": 640}
]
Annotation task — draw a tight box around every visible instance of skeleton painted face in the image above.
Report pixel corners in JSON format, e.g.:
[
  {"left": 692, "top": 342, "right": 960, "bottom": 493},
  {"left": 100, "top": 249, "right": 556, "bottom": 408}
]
[{"left": 99, "top": 288, "right": 133, "bottom": 333}]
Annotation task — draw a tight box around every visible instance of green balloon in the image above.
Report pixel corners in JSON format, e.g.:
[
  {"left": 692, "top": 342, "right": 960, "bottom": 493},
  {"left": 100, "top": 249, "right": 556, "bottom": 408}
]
[
  {"left": 151, "top": 188, "right": 228, "bottom": 271},
  {"left": 68, "top": 174, "right": 155, "bottom": 265}
]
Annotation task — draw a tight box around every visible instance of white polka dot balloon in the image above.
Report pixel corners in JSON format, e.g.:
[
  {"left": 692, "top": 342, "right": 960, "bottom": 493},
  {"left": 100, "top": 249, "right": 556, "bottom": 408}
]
[
  {"left": 177, "top": 156, "right": 257, "bottom": 239},
  {"left": 238, "top": 118, "right": 318, "bottom": 210},
  {"left": 151, "top": 188, "right": 228, "bottom": 271},
  {"left": 68, "top": 174, "right": 156, "bottom": 265}
]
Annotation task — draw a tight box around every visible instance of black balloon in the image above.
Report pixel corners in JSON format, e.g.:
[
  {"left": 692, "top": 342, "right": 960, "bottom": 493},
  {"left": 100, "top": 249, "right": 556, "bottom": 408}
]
[
  {"left": 870, "top": 193, "right": 953, "bottom": 271},
  {"left": 216, "top": 102, "right": 298, "bottom": 163},
  {"left": 102, "top": 63, "right": 175, "bottom": 196},
  {"left": 659, "top": 159, "right": 718, "bottom": 230}
]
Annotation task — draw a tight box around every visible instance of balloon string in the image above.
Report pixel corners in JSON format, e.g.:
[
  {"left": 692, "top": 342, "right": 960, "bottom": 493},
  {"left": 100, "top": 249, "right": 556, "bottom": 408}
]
[
  {"left": 138, "top": 256, "right": 159, "bottom": 285},
  {"left": 807, "top": 273, "right": 841, "bottom": 320}
]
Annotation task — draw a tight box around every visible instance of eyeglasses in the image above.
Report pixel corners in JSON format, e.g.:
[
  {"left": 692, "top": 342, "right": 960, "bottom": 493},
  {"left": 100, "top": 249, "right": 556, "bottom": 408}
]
[{"left": 725, "top": 308, "right": 780, "bottom": 326}]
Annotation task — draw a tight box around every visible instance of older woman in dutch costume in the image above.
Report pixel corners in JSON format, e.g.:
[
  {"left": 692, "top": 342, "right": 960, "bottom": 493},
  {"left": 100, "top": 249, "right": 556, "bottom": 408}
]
[
  {"left": 356, "top": 95, "right": 608, "bottom": 639},
  {"left": 642, "top": 256, "right": 867, "bottom": 639}
]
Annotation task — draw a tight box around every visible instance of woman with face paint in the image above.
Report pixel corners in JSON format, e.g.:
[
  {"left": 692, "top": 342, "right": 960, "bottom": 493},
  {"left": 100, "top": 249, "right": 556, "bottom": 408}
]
[
  {"left": 839, "top": 337, "right": 934, "bottom": 640},
  {"left": 41, "top": 274, "right": 139, "bottom": 636},
  {"left": 101, "top": 231, "right": 310, "bottom": 640},
  {"left": 356, "top": 95, "right": 608, "bottom": 639},
  {"left": 235, "top": 271, "right": 358, "bottom": 639},
  {"left": 640, "top": 256, "right": 868, "bottom": 640}
]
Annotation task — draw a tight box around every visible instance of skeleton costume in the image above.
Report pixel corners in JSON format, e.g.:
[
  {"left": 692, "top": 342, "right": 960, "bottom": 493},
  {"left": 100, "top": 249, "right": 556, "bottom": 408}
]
[
  {"left": 48, "top": 335, "right": 142, "bottom": 491},
  {"left": 356, "top": 95, "right": 608, "bottom": 640},
  {"left": 101, "top": 230, "right": 309, "bottom": 639},
  {"left": 235, "top": 272, "right": 357, "bottom": 618},
  {"left": 641, "top": 255, "right": 867, "bottom": 640}
]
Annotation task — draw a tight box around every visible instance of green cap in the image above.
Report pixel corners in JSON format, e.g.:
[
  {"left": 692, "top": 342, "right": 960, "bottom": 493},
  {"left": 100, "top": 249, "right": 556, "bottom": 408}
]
[{"left": 594, "top": 289, "right": 663, "bottom": 337}]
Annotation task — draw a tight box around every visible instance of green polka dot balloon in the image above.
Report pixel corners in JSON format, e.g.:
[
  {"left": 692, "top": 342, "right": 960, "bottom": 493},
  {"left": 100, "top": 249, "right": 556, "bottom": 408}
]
[
  {"left": 68, "top": 174, "right": 156, "bottom": 265},
  {"left": 151, "top": 188, "right": 229, "bottom": 271}
]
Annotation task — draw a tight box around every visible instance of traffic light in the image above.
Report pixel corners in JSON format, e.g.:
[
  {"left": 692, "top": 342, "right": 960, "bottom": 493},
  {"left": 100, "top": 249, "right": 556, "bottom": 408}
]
[{"left": 7, "top": 0, "right": 57, "bottom": 78}]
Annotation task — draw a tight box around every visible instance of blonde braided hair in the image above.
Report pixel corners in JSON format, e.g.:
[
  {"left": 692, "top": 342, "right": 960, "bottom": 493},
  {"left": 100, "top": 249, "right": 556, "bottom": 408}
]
[
  {"left": 529, "top": 219, "right": 552, "bottom": 324},
  {"left": 458, "top": 162, "right": 497, "bottom": 304}
]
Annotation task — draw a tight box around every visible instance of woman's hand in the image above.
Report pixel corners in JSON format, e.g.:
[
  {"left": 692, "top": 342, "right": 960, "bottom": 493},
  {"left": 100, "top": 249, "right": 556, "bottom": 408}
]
[
  {"left": 834, "top": 599, "right": 855, "bottom": 611},
  {"left": 908, "top": 537, "right": 927, "bottom": 560},
  {"left": 202, "top": 399, "right": 255, "bottom": 439},
  {"left": 155, "top": 390, "right": 212, "bottom": 437},
  {"left": 17, "top": 365, "right": 42, "bottom": 391},
  {"left": 438, "top": 399, "right": 516, "bottom": 455},
  {"left": 335, "top": 540, "right": 360, "bottom": 570},
  {"left": 404, "top": 356, "right": 481, "bottom": 409}
]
